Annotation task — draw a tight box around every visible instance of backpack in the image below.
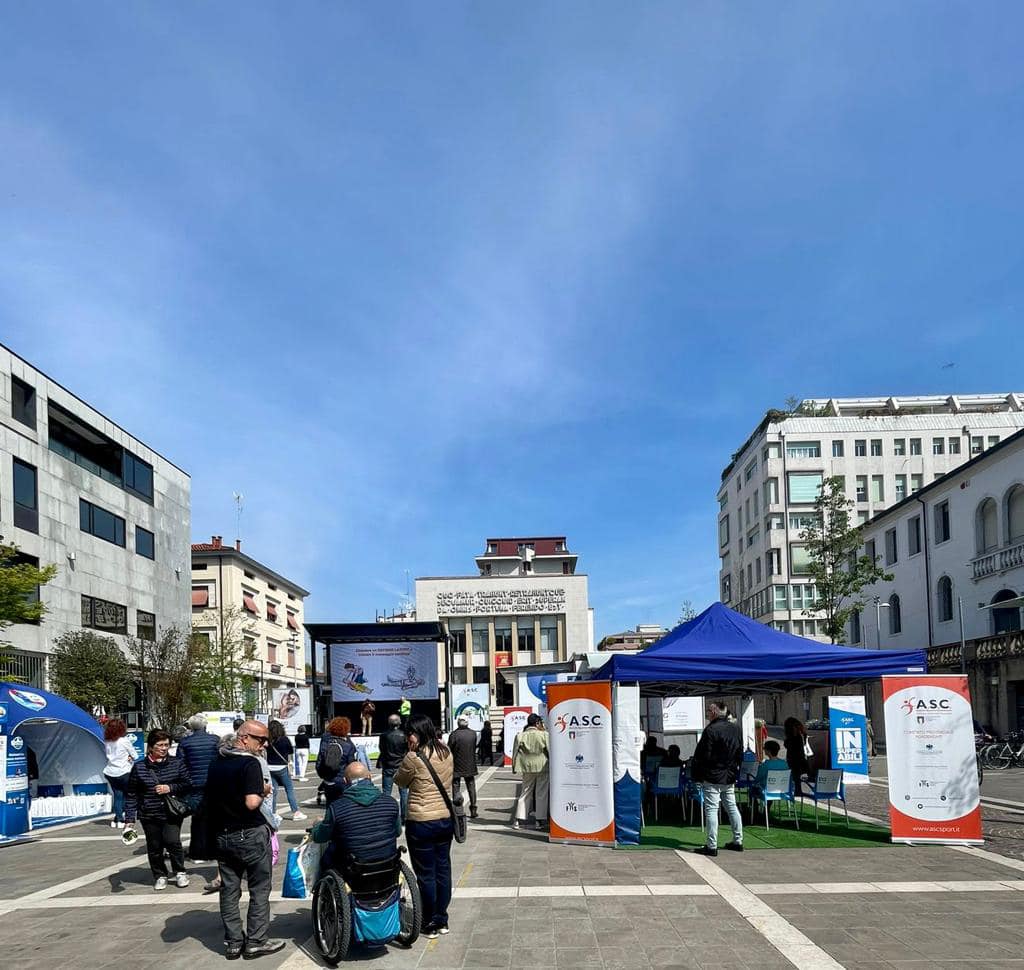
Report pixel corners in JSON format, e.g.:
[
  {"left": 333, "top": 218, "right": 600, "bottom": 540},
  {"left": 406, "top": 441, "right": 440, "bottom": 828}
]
[{"left": 316, "top": 736, "right": 356, "bottom": 782}]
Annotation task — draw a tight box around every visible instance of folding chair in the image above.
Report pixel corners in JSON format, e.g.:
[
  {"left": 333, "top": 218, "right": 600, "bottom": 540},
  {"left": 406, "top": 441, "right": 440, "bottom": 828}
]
[
  {"left": 804, "top": 770, "right": 849, "bottom": 830},
  {"left": 752, "top": 770, "right": 799, "bottom": 831},
  {"left": 650, "top": 766, "right": 683, "bottom": 822}
]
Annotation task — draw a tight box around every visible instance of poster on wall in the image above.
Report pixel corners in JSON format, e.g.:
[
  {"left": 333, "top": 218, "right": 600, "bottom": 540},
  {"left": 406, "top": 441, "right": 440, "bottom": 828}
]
[
  {"left": 547, "top": 680, "right": 615, "bottom": 846},
  {"left": 502, "top": 707, "right": 531, "bottom": 766},
  {"left": 882, "top": 675, "right": 983, "bottom": 844},
  {"left": 451, "top": 684, "right": 489, "bottom": 731},
  {"left": 330, "top": 642, "right": 438, "bottom": 702},
  {"left": 270, "top": 687, "right": 312, "bottom": 733},
  {"left": 827, "top": 695, "right": 870, "bottom": 785},
  {"left": 661, "top": 697, "right": 704, "bottom": 732}
]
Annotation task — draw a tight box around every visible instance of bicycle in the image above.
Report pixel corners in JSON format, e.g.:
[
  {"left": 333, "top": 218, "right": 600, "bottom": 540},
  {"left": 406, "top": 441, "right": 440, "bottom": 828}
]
[{"left": 980, "top": 732, "right": 1024, "bottom": 770}]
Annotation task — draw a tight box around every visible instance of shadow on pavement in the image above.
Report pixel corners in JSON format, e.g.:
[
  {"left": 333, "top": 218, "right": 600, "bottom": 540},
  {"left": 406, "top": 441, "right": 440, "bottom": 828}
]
[{"left": 160, "top": 909, "right": 312, "bottom": 956}]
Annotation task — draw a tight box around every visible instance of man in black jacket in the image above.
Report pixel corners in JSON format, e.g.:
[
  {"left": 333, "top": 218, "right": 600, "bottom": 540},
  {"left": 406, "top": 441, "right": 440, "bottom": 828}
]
[
  {"left": 690, "top": 700, "right": 743, "bottom": 856},
  {"left": 377, "top": 714, "right": 408, "bottom": 820},
  {"left": 448, "top": 716, "right": 479, "bottom": 818}
]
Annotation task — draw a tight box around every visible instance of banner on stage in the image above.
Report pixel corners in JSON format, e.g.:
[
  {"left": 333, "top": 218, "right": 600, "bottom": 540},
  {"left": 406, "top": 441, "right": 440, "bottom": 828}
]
[
  {"left": 827, "top": 695, "right": 870, "bottom": 785},
  {"left": 330, "top": 642, "right": 438, "bottom": 702},
  {"left": 502, "top": 707, "right": 531, "bottom": 766},
  {"left": 271, "top": 687, "right": 311, "bottom": 734},
  {"left": 547, "top": 680, "right": 615, "bottom": 846},
  {"left": 451, "top": 683, "right": 490, "bottom": 732},
  {"left": 882, "top": 675, "right": 983, "bottom": 844}
]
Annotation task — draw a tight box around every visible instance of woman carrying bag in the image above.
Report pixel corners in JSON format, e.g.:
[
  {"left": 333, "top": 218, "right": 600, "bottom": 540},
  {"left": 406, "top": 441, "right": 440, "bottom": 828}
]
[
  {"left": 394, "top": 714, "right": 456, "bottom": 940},
  {"left": 123, "top": 729, "right": 192, "bottom": 891},
  {"left": 512, "top": 713, "right": 550, "bottom": 830},
  {"left": 783, "top": 716, "right": 812, "bottom": 796}
]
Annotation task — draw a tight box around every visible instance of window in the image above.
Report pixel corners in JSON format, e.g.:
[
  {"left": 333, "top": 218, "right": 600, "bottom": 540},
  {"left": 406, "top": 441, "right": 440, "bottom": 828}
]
[
  {"left": 908, "top": 516, "right": 921, "bottom": 556},
  {"left": 786, "top": 441, "right": 821, "bottom": 459},
  {"left": 949, "top": 437, "right": 961, "bottom": 455},
  {"left": 718, "top": 515, "right": 730, "bottom": 548},
  {"left": 242, "top": 591, "right": 259, "bottom": 614},
  {"left": 765, "top": 442, "right": 782, "bottom": 459},
  {"left": 745, "top": 498, "right": 751, "bottom": 523},
  {"left": 988, "top": 435, "right": 1000, "bottom": 448},
  {"left": 870, "top": 439, "right": 882, "bottom": 457},
  {"left": 894, "top": 475, "right": 907, "bottom": 502},
  {"left": 518, "top": 619, "right": 536, "bottom": 654},
  {"left": 888, "top": 594, "right": 902, "bottom": 635},
  {"left": 976, "top": 498, "right": 998, "bottom": 553},
  {"left": 11, "top": 376, "right": 36, "bottom": 429},
  {"left": 932, "top": 437, "right": 945, "bottom": 455},
  {"left": 79, "top": 498, "right": 126, "bottom": 547},
  {"left": 739, "top": 571, "right": 745, "bottom": 596},
  {"left": 13, "top": 459, "right": 39, "bottom": 533},
  {"left": 288, "top": 641, "right": 297, "bottom": 667},
  {"left": 971, "top": 436, "right": 983, "bottom": 455},
  {"left": 766, "top": 478, "right": 779, "bottom": 504},
  {"left": 833, "top": 474, "right": 846, "bottom": 494},
  {"left": 520, "top": 561, "right": 533, "bottom": 575},
  {"left": 856, "top": 475, "right": 868, "bottom": 502},
  {"left": 773, "top": 585, "right": 788, "bottom": 609},
  {"left": 122, "top": 451, "right": 154, "bottom": 502},
  {"left": 911, "top": 473, "right": 923, "bottom": 493},
  {"left": 1008, "top": 485, "right": 1024, "bottom": 542},
  {"left": 937, "top": 577, "right": 954, "bottom": 623},
  {"left": 934, "top": 500, "right": 951, "bottom": 543},
  {"left": 719, "top": 494, "right": 728, "bottom": 510},
  {"left": 789, "top": 544, "right": 811, "bottom": 575},
  {"left": 137, "top": 610, "right": 156, "bottom": 641},
  {"left": 562, "top": 562, "right": 570, "bottom": 575},
  {"left": 486, "top": 542, "right": 497, "bottom": 553},
  {"left": 747, "top": 526, "right": 760, "bottom": 548},
  {"left": 865, "top": 538, "right": 877, "bottom": 563},
  {"left": 135, "top": 526, "right": 155, "bottom": 560},
  {"left": 755, "top": 558, "right": 762, "bottom": 584},
  {"left": 857, "top": 510, "right": 869, "bottom": 525},
  {"left": 768, "top": 548, "right": 781, "bottom": 575},
  {"left": 831, "top": 440, "right": 844, "bottom": 458},
  {"left": 9, "top": 551, "right": 41, "bottom": 622},
  {"left": 753, "top": 488, "right": 759, "bottom": 516},
  {"left": 884, "top": 528, "right": 898, "bottom": 566},
  {"left": 854, "top": 439, "right": 866, "bottom": 457},
  {"left": 849, "top": 610, "right": 862, "bottom": 644},
  {"left": 893, "top": 438, "right": 906, "bottom": 456},
  {"left": 494, "top": 621, "right": 512, "bottom": 651},
  {"left": 721, "top": 574, "right": 732, "bottom": 603},
  {"left": 791, "top": 584, "right": 817, "bottom": 609},
  {"left": 745, "top": 459, "right": 758, "bottom": 480},
  {"left": 910, "top": 438, "right": 922, "bottom": 455},
  {"left": 789, "top": 512, "right": 820, "bottom": 532},
  {"left": 767, "top": 514, "right": 783, "bottom": 531},
  {"left": 870, "top": 475, "right": 884, "bottom": 503},
  {"left": 268, "top": 641, "right": 278, "bottom": 664},
  {"left": 82, "top": 594, "right": 128, "bottom": 635},
  {"left": 787, "top": 472, "right": 823, "bottom": 504}
]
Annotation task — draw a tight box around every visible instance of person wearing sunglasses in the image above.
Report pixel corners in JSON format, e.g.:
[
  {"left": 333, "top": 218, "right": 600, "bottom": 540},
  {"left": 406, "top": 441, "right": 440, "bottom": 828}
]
[{"left": 204, "top": 721, "right": 285, "bottom": 960}]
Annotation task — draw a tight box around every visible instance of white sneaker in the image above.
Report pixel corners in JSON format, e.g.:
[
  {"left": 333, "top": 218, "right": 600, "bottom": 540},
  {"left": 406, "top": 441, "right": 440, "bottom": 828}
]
[
  {"left": 110, "top": 821, "right": 118, "bottom": 829},
  {"left": 116, "top": 821, "right": 125, "bottom": 829},
  {"left": 175, "top": 872, "right": 189, "bottom": 888},
  {"left": 154, "top": 877, "right": 168, "bottom": 891},
  {"left": 292, "top": 811, "right": 307, "bottom": 821}
]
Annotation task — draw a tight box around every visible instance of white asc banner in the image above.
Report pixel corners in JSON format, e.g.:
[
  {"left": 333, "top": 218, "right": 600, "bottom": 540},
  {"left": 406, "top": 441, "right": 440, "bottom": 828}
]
[
  {"left": 547, "top": 681, "right": 615, "bottom": 845},
  {"left": 330, "top": 642, "right": 438, "bottom": 702}
]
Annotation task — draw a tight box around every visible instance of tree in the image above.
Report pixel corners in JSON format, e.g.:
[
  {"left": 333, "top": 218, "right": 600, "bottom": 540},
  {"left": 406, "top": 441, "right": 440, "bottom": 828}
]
[
  {"left": 799, "top": 477, "right": 893, "bottom": 643},
  {"left": 677, "top": 600, "right": 699, "bottom": 626},
  {"left": 128, "top": 625, "right": 207, "bottom": 729},
  {"left": 191, "top": 606, "right": 258, "bottom": 711},
  {"left": 0, "top": 542, "right": 58, "bottom": 682},
  {"left": 50, "top": 630, "right": 134, "bottom": 713}
]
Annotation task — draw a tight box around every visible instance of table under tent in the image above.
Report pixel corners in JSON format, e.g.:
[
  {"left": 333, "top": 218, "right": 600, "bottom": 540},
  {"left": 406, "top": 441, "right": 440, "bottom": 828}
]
[{"left": 583, "top": 602, "right": 928, "bottom": 849}]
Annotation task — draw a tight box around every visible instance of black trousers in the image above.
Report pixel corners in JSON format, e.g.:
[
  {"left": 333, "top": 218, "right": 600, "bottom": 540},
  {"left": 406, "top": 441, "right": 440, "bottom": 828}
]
[
  {"left": 140, "top": 816, "right": 186, "bottom": 879},
  {"left": 216, "top": 826, "right": 273, "bottom": 946},
  {"left": 453, "top": 775, "right": 477, "bottom": 811}
]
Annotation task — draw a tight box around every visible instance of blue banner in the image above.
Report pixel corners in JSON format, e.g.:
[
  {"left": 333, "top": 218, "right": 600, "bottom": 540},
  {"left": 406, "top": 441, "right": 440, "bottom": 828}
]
[{"left": 827, "top": 695, "right": 870, "bottom": 784}]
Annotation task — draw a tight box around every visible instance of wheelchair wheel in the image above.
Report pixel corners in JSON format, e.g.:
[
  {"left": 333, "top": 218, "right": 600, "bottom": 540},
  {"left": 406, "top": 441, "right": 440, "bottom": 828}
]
[
  {"left": 393, "top": 860, "right": 421, "bottom": 947},
  {"left": 312, "top": 871, "right": 351, "bottom": 966}
]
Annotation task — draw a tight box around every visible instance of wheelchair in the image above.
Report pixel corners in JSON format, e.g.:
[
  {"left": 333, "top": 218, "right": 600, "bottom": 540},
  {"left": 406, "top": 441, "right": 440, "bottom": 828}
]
[{"left": 311, "top": 846, "right": 421, "bottom": 965}]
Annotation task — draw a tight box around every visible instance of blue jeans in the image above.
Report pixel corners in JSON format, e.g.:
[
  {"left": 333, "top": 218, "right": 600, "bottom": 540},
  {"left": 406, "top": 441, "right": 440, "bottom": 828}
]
[
  {"left": 405, "top": 818, "right": 453, "bottom": 931},
  {"left": 270, "top": 769, "right": 299, "bottom": 813},
  {"left": 381, "top": 769, "right": 408, "bottom": 820},
  {"left": 702, "top": 783, "right": 743, "bottom": 850},
  {"left": 106, "top": 773, "right": 131, "bottom": 823}
]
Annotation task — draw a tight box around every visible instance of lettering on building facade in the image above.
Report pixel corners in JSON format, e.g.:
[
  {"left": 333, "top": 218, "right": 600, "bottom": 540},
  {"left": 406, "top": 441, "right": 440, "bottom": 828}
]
[{"left": 436, "top": 588, "right": 567, "bottom": 617}]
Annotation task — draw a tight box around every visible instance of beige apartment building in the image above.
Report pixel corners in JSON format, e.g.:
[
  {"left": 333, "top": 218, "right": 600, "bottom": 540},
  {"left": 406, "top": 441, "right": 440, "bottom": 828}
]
[{"left": 191, "top": 535, "right": 309, "bottom": 709}]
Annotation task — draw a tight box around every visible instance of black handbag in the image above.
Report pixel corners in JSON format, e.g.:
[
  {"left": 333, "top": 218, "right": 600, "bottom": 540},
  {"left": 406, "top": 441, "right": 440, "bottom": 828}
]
[
  {"left": 164, "top": 794, "right": 191, "bottom": 821},
  {"left": 419, "top": 752, "right": 467, "bottom": 844}
]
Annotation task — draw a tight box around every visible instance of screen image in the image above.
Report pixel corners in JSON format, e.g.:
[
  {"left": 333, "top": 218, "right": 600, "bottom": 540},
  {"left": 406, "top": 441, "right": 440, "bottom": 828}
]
[{"left": 330, "top": 642, "right": 439, "bottom": 701}]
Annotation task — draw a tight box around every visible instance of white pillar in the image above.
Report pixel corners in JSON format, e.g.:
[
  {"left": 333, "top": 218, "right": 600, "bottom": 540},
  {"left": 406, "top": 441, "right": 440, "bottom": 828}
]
[{"left": 739, "top": 695, "right": 756, "bottom": 751}]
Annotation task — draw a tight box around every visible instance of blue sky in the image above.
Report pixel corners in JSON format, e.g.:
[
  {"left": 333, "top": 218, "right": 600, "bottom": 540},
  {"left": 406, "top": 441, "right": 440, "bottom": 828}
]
[{"left": 3, "top": 4, "right": 1023, "bottom": 639}]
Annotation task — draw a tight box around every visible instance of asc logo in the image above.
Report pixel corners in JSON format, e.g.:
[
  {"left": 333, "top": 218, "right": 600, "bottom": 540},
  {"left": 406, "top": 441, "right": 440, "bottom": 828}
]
[
  {"left": 900, "top": 697, "right": 951, "bottom": 715},
  {"left": 555, "top": 713, "right": 603, "bottom": 735}
]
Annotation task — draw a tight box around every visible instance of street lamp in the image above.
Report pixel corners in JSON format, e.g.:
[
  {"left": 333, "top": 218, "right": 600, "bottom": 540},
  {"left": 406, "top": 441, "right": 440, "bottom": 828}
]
[{"left": 873, "top": 597, "right": 891, "bottom": 650}]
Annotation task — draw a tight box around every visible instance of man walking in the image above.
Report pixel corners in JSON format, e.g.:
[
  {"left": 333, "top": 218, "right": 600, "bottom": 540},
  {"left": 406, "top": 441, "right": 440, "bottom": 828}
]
[
  {"left": 690, "top": 700, "right": 743, "bottom": 857},
  {"left": 377, "top": 714, "right": 409, "bottom": 820},
  {"left": 177, "top": 713, "right": 219, "bottom": 863},
  {"left": 447, "top": 716, "right": 479, "bottom": 818},
  {"left": 205, "top": 720, "right": 285, "bottom": 960}
]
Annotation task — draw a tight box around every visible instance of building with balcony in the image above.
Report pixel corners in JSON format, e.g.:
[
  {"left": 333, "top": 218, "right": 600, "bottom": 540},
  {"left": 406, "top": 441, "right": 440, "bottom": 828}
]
[
  {"left": 0, "top": 343, "right": 191, "bottom": 687},
  {"left": 597, "top": 624, "right": 669, "bottom": 651},
  {"left": 717, "top": 394, "right": 1024, "bottom": 640},
  {"left": 415, "top": 536, "right": 593, "bottom": 705},
  {"left": 191, "top": 536, "right": 309, "bottom": 708},
  {"left": 854, "top": 428, "right": 1024, "bottom": 733}
]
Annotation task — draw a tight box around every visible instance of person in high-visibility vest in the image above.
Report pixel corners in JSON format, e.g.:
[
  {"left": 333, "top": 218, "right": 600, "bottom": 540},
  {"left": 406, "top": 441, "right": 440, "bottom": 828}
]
[{"left": 399, "top": 696, "right": 411, "bottom": 726}]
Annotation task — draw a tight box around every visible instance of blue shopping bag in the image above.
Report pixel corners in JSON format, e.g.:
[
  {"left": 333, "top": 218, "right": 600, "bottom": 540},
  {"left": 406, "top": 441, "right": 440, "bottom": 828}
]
[{"left": 282, "top": 839, "right": 324, "bottom": 899}]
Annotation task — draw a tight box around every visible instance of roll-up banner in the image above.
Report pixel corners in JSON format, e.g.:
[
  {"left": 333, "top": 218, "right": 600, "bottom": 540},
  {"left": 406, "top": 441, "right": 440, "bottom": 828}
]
[
  {"left": 547, "top": 680, "right": 615, "bottom": 846},
  {"left": 882, "top": 675, "right": 983, "bottom": 845},
  {"left": 502, "top": 707, "right": 531, "bottom": 766},
  {"left": 827, "top": 695, "right": 870, "bottom": 785},
  {"left": 611, "top": 683, "right": 641, "bottom": 846},
  {"left": 451, "top": 683, "right": 490, "bottom": 732}
]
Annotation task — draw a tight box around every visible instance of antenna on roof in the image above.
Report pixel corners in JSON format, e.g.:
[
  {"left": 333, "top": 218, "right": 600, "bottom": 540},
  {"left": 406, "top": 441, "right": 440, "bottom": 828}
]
[{"left": 233, "top": 492, "right": 244, "bottom": 544}]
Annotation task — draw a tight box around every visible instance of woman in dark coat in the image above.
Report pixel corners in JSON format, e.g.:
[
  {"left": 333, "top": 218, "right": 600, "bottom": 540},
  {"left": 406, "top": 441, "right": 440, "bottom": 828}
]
[
  {"left": 783, "top": 717, "right": 811, "bottom": 796},
  {"left": 476, "top": 721, "right": 492, "bottom": 765}
]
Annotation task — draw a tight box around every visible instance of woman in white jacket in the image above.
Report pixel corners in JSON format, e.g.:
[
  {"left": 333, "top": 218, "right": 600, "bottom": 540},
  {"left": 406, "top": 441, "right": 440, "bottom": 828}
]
[{"left": 103, "top": 719, "right": 137, "bottom": 829}]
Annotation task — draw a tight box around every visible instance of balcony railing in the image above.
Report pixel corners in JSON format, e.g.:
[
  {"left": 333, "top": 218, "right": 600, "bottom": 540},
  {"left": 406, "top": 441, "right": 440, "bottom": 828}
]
[
  {"left": 927, "top": 631, "right": 1024, "bottom": 669},
  {"left": 971, "top": 538, "right": 1024, "bottom": 580}
]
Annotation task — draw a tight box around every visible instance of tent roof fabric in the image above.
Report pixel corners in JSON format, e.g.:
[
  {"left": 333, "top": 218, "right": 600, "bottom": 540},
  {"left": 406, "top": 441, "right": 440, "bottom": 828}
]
[
  {"left": 586, "top": 602, "right": 927, "bottom": 696},
  {"left": 0, "top": 683, "right": 104, "bottom": 739}
]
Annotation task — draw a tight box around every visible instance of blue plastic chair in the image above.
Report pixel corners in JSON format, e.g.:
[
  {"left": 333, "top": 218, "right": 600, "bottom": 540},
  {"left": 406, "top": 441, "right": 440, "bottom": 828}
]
[
  {"left": 804, "top": 770, "right": 849, "bottom": 829},
  {"left": 752, "top": 770, "right": 800, "bottom": 831},
  {"left": 649, "top": 766, "right": 685, "bottom": 821}
]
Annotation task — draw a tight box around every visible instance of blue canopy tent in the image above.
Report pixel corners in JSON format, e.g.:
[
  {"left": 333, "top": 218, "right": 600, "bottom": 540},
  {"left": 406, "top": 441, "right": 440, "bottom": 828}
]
[
  {"left": 0, "top": 683, "right": 108, "bottom": 839},
  {"left": 586, "top": 602, "right": 927, "bottom": 695}
]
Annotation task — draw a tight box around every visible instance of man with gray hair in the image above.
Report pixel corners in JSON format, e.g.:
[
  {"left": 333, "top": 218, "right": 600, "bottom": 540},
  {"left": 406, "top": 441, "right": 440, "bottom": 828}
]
[
  {"left": 178, "top": 713, "right": 220, "bottom": 863},
  {"left": 690, "top": 700, "right": 743, "bottom": 857},
  {"left": 377, "top": 713, "right": 409, "bottom": 820}
]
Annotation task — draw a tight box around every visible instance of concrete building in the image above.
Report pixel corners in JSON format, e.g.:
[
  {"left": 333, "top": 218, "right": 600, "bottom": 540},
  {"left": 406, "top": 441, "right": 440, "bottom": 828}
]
[
  {"left": 854, "top": 428, "right": 1024, "bottom": 733},
  {"left": 415, "top": 536, "right": 593, "bottom": 705},
  {"left": 597, "top": 624, "right": 668, "bottom": 651},
  {"left": 0, "top": 343, "right": 191, "bottom": 687},
  {"left": 191, "top": 536, "right": 309, "bottom": 708},
  {"left": 717, "top": 394, "right": 1024, "bottom": 640}
]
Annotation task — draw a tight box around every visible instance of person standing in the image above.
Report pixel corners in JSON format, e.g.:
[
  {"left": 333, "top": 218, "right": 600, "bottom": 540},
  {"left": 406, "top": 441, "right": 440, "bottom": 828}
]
[
  {"left": 316, "top": 717, "right": 359, "bottom": 807},
  {"left": 360, "top": 699, "right": 376, "bottom": 736},
  {"left": 123, "top": 729, "right": 192, "bottom": 890},
  {"left": 394, "top": 715, "right": 454, "bottom": 940},
  {"left": 267, "top": 720, "right": 307, "bottom": 821},
  {"left": 377, "top": 714, "right": 409, "bottom": 820},
  {"left": 512, "top": 714, "right": 549, "bottom": 830},
  {"left": 177, "top": 713, "right": 220, "bottom": 862},
  {"left": 783, "top": 717, "right": 811, "bottom": 796},
  {"left": 293, "top": 726, "right": 310, "bottom": 780},
  {"left": 399, "top": 695, "right": 411, "bottom": 725},
  {"left": 103, "top": 719, "right": 136, "bottom": 829},
  {"left": 448, "top": 716, "right": 479, "bottom": 818},
  {"left": 205, "top": 720, "right": 285, "bottom": 960},
  {"left": 691, "top": 700, "right": 743, "bottom": 857},
  {"left": 476, "top": 721, "right": 492, "bottom": 766}
]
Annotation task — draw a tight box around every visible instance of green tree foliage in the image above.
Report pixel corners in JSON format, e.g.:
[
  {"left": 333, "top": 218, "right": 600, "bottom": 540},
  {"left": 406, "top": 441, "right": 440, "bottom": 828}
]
[
  {"left": 191, "top": 606, "right": 257, "bottom": 711},
  {"left": 128, "top": 625, "right": 208, "bottom": 729},
  {"left": 50, "top": 630, "right": 134, "bottom": 713},
  {"left": 0, "top": 543, "right": 58, "bottom": 682},
  {"left": 799, "top": 477, "right": 892, "bottom": 643}
]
